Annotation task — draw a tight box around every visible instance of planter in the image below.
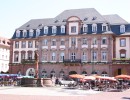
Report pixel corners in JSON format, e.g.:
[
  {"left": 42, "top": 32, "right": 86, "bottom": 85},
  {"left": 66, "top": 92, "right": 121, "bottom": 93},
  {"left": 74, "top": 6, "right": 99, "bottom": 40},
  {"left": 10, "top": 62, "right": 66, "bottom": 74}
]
[{"left": 41, "top": 78, "right": 53, "bottom": 87}]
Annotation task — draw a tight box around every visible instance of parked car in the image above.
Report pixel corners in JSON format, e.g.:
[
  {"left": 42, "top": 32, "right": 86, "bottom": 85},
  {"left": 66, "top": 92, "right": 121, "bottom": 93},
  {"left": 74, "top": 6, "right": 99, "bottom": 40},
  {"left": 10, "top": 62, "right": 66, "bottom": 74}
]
[{"left": 59, "top": 79, "right": 77, "bottom": 87}]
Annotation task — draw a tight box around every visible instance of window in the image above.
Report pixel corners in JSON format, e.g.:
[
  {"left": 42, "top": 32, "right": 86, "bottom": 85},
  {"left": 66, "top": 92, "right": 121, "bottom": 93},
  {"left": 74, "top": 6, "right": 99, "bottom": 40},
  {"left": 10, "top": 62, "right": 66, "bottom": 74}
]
[
  {"left": 83, "top": 24, "right": 88, "bottom": 33},
  {"left": 52, "top": 26, "right": 57, "bottom": 34},
  {"left": 120, "top": 25, "right": 125, "bottom": 33},
  {"left": 92, "top": 51, "right": 97, "bottom": 61},
  {"left": 16, "top": 30, "right": 20, "bottom": 37},
  {"left": 120, "top": 49, "right": 126, "bottom": 58},
  {"left": 14, "top": 53, "right": 19, "bottom": 62},
  {"left": 71, "top": 26, "right": 76, "bottom": 33},
  {"left": 82, "top": 38, "right": 87, "bottom": 45},
  {"left": 23, "top": 30, "right": 27, "bottom": 37},
  {"left": 52, "top": 39, "right": 56, "bottom": 46},
  {"left": 35, "top": 41, "right": 38, "bottom": 48},
  {"left": 82, "top": 52, "right": 87, "bottom": 61},
  {"left": 42, "top": 39, "right": 48, "bottom": 46},
  {"left": 21, "top": 53, "right": 25, "bottom": 60},
  {"left": 21, "top": 41, "right": 26, "bottom": 48},
  {"left": 15, "top": 41, "right": 19, "bottom": 48},
  {"left": 28, "top": 53, "right": 32, "bottom": 60},
  {"left": 61, "top": 39, "right": 65, "bottom": 45},
  {"left": 102, "top": 37, "right": 107, "bottom": 45},
  {"left": 71, "top": 53, "right": 76, "bottom": 61},
  {"left": 61, "top": 25, "right": 65, "bottom": 33},
  {"left": 36, "top": 29, "right": 40, "bottom": 37},
  {"left": 28, "top": 41, "right": 33, "bottom": 48},
  {"left": 92, "top": 38, "right": 97, "bottom": 45},
  {"left": 60, "top": 52, "right": 64, "bottom": 61},
  {"left": 102, "top": 24, "right": 107, "bottom": 32},
  {"left": 29, "top": 29, "right": 33, "bottom": 37},
  {"left": 42, "top": 54, "right": 47, "bottom": 61},
  {"left": 52, "top": 52, "right": 56, "bottom": 61},
  {"left": 44, "top": 26, "right": 48, "bottom": 34},
  {"left": 71, "top": 37, "right": 76, "bottom": 45},
  {"left": 120, "top": 38, "right": 126, "bottom": 47},
  {"left": 102, "top": 51, "right": 107, "bottom": 61},
  {"left": 92, "top": 24, "right": 97, "bottom": 32}
]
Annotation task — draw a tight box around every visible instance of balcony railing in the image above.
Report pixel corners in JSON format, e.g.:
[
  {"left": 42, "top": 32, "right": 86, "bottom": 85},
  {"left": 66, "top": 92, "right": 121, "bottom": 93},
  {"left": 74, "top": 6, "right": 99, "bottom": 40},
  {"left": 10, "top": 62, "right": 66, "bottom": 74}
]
[
  {"left": 63, "top": 59, "right": 81, "bottom": 63},
  {"left": 112, "top": 59, "right": 130, "bottom": 64},
  {"left": 21, "top": 59, "right": 36, "bottom": 64}
]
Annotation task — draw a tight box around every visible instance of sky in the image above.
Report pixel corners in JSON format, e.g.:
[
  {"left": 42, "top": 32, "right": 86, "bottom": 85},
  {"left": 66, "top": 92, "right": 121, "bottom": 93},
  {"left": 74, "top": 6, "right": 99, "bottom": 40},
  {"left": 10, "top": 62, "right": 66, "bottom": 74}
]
[{"left": 0, "top": 0, "right": 130, "bottom": 38}]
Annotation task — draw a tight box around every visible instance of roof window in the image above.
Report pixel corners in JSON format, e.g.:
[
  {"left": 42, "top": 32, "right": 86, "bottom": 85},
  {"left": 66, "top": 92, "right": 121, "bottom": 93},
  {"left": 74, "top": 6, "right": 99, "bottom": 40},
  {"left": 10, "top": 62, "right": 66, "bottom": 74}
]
[
  {"left": 92, "top": 16, "right": 97, "bottom": 20},
  {"left": 84, "top": 17, "right": 88, "bottom": 21}
]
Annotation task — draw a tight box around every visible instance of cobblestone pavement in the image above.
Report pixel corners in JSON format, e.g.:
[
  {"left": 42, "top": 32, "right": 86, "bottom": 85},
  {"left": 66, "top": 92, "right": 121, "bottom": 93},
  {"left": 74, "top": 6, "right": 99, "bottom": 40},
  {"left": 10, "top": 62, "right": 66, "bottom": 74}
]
[{"left": 0, "top": 86, "right": 130, "bottom": 100}]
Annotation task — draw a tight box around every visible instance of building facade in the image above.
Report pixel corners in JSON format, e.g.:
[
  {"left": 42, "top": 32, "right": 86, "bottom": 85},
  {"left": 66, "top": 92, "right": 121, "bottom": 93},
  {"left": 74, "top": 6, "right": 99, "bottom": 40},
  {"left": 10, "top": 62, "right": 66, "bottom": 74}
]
[
  {"left": 0, "top": 36, "right": 10, "bottom": 73},
  {"left": 9, "top": 8, "right": 130, "bottom": 77}
]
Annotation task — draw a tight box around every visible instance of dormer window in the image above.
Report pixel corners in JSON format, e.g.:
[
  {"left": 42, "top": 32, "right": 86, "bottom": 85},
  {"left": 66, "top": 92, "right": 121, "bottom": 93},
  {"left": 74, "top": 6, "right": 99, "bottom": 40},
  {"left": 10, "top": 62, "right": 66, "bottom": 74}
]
[
  {"left": 36, "top": 29, "right": 40, "bottom": 37},
  {"left": 16, "top": 30, "right": 20, "bottom": 37},
  {"left": 61, "top": 25, "right": 65, "bottom": 33},
  {"left": 120, "top": 25, "right": 125, "bottom": 33},
  {"left": 92, "top": 16, "right": 97, "bottom": 20},
  {"left": 52, "top": 26, "right": 57, "bottom": 34},
  {"left": 29, "top": 29, "right": 33, "bottom": 37},
  {"left": 92, "top": 24, "right": 97, "bottom": 33},
  {"left": 102, "top": 23, "right": 108, "bottom": 32},
  {"left": 84, "top": 17, "right": 88, "bottom": 21},
  {"left": 44, "top": 26, "right": 48, "bottom": 34},
  {"left": 23, "top": 30, "right": 27, "bottom": 37},
  {"left": 83, "top": 24, "right": 88, "bottom": 33}
]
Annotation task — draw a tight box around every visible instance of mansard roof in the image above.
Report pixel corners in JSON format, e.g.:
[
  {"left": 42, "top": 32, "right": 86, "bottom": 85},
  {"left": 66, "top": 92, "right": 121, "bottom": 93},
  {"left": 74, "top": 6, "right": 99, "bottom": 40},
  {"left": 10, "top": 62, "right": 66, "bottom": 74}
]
[{"left": 103, "top": 14, "right": 128, "bottom": 25}]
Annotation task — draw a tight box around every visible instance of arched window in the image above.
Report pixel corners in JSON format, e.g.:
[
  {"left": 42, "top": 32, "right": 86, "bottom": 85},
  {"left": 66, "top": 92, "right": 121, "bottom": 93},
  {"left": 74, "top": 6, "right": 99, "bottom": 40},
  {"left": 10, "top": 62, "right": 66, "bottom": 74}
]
[
  {"left": 60, "top": 52, "right": 64, "bottom": 61},
  {"left": 102, "top": 23, "right": 108, "bottom": 32},
  {"left": 44, "top": 26, "right": 48, "bottom": 34},
  {"left": 83, "top": 24, "right": 88, "bottom": 33},
  {"left": 42, "top": 69, "right": 47, "bottom": 78},
  {"left": 82, "top": 71, "right": 87, "bottom": 76},
  {"left": 29, "top": 29, "right": 34, "bottom": 37},
  {"left": 23, "top": 30, "right": 27, "bottom": 37},
  {"left": 61, "top": 25, "right": 65, "bottom": 33},
  {"left": 52, "top": 26, "right": 57, "bottom": 34},
  {"left": 120, "top": 25, "right": 125, "bottom": 33},
  {"left": 101, "top": 71, "right": 108, "bottom": 76},
  {"left": 92, "top": 24, "right": 97, "bottom": 33},
  {"left": 36, "top": 29, "right": 40, "bottom": 37},
  {"left": 16, "top": 30, "right": 20, "bottom": 37}
]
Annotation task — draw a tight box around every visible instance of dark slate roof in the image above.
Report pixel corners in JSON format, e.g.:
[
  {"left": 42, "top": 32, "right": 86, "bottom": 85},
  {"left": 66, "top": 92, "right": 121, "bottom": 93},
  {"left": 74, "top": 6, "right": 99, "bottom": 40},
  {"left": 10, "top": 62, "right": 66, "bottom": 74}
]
[
  {"left": 17, "top": 8, "right": 129, "bottom": 30},
  {"left": 55, "top": 8, "right": 107, "bottom": 24},
  {"left": 103, "top": 14, "right": 128, "bottom": 25}
]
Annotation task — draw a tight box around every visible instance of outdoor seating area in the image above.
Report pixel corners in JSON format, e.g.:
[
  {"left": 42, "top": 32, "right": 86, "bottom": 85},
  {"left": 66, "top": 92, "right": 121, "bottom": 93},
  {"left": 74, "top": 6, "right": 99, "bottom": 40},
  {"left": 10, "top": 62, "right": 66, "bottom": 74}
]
[{"left": 57, "top": 74, "right": 130, "bottom": 92}]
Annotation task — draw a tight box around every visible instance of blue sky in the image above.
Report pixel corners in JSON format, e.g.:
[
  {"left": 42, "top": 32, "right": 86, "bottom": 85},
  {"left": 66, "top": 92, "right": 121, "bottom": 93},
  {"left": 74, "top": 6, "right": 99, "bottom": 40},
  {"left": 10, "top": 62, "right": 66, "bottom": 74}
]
[{"left": 0, "top": 0, "right": 130, "bottom": 38}]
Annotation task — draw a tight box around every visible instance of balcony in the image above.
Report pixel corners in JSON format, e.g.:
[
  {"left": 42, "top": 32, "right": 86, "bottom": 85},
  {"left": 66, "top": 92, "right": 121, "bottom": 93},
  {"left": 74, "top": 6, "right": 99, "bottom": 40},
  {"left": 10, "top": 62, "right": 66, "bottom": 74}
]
[
  {"left": 21, "top": 59, "right": 36, "bottom": 64},
  {"left": 112, "top": 59, "right": 130, "bottom": 64},
  {"left": 63, "top": 59, "right": 81, "bottom": 63}
]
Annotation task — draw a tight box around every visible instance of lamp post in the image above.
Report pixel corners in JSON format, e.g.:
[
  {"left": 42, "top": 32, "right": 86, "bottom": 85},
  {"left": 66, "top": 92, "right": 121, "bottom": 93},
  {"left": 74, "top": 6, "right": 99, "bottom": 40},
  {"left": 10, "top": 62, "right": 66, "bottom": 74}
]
[
  {"left": 92, "top": 42, "right": 95, "bottom": 74},
  {"left": 34, "top": 51, "right": 39, "bottom": 79}
]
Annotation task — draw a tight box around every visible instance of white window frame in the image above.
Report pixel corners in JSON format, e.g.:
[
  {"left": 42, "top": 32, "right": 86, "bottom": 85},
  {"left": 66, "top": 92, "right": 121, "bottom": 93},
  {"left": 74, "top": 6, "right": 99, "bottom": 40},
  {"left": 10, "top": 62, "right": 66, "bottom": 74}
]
[
  {"left": 23, "top": 30, "right": 27, "bottom": 37},
  {"left": 52, "top": 52, "right": 56, "bottom": 61},
  {"left": 44, "top": 26, "right": 48, "bottom": 34},
  {"left": 102, "top": 23, "right": 108, "bottom": 32},
  {"left": 120, "top": 25, "right": 125, "bottom": 33},
  {"left": 36, "top": 29, "right": 40, "bottom": 37},
  {"left": 15, "top": 41, "right": 19, "bottom": 48},
  {"left": 61, "top": 25, "right": 65, "bottom": 33},
  {"left": 82, "top": 38, "right": 87, "bottom": 45},
  {"left": 83, "top": 24, "right": 88, "bottom": 33},
  {"left": 16, "top": 30, "right": 20, "bottom": 37},
  {"left": 28, "top": 41, "right": 33, "bottom": 48},
  {"left": 52, "top": 26, "right": 57, "bottom": 34},
  {"left": 92, "top": 51, "right": 97, "bottom": 61},
  {"left": 60, "top": 52, "right": 64, "bottom": 61},
  {"left": 52, "top": 39, "right": 56, "bottom": 46},
  {"left": 102, "top": 51, "right": 107, "bottom": 61},
  {"left": 92, "top": 38, "right": 97, "bottom": 45},
  {"left": 21, "top": 41, "right": 26, "bottom": 48},
  {"left": 92, "top": 24, "right": 97, "bottom": 33},
  {"left": 42, "top": 39, "right": 48, "bottom": 46},
  {"left": 82, "top": 52, "right": 87, "bottom": 61},
  {"left": 29, "top": 29, "right": 33, "bottom": 37},
  {"left": 102, "top": 37, "right": 107, "bottom": 45}
]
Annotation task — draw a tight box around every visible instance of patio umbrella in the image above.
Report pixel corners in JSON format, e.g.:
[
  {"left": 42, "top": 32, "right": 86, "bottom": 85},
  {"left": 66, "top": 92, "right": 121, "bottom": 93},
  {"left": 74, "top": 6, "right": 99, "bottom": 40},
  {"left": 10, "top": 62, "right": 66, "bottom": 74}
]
[
  {"left": 69, "top": 74, "right": 85, "bottom": 79},
  {"left": 97, "top": 76, "right": 117, "bottom": 81},
  {"left": 83, "top": 76, "right": 96, "bottom": 80},
  {"left": 115, "top": 74, "right": 130, "bottom": 80}
]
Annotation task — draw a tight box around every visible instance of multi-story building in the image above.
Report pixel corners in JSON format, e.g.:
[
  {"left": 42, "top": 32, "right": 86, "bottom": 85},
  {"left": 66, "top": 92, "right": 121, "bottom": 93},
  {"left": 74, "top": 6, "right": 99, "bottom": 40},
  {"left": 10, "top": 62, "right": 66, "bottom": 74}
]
[
  {"left": 9, "top": 8, "right": 130, "bottom": 77},
  {"left": 0, "top": 36, "right": 10, "bottom": 73}
]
